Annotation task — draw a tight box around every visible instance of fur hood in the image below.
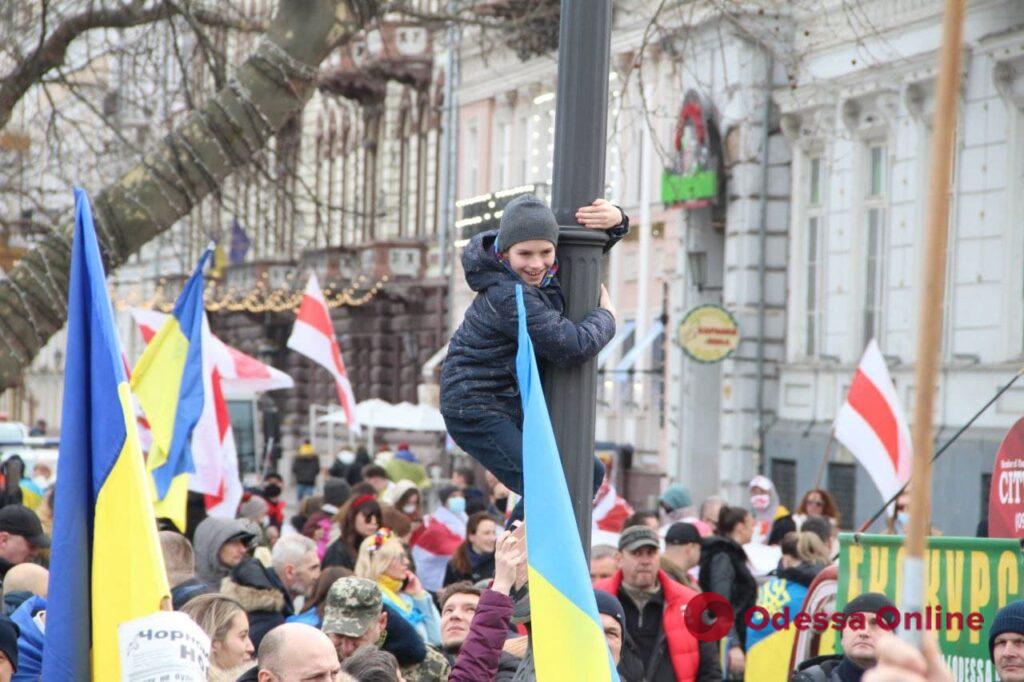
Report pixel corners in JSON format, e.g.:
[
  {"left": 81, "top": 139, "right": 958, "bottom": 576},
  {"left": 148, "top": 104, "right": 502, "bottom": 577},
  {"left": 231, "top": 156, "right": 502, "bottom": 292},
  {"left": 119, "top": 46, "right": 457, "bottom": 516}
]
[{"left": 220, "top": 573, "right": 287, "bottom": 613}]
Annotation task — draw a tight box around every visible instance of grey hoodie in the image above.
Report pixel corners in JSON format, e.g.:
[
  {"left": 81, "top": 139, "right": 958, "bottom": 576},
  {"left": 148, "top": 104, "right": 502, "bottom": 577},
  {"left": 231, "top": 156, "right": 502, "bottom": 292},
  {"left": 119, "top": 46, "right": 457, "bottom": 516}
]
[{"left": 192, "top": 517, "right": 254, "bottom": 586}]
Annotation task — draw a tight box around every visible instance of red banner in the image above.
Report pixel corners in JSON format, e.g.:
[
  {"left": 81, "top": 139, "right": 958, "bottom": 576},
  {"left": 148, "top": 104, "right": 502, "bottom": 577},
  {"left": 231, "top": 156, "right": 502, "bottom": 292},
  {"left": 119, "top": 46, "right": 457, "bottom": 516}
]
[{"left": 988, "top": 416, "right": 1024, "bottom": 537}]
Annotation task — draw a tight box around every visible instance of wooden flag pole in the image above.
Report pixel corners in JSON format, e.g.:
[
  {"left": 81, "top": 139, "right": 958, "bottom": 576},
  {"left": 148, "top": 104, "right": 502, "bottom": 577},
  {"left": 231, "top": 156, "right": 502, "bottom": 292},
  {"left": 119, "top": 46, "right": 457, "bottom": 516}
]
[
  {"left": 812, "top": 426, "right": 835, "bottom": 490},
  {"left": 902, "top": 0, "right": 965, "bottom": 648}
]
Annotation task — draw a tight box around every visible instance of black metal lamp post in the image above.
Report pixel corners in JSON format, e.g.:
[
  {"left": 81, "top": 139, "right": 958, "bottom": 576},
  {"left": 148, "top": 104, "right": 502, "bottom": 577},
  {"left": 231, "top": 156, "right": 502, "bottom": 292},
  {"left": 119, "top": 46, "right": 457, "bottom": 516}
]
[{"left": 543, "top": 0, "right": 614, "bottom": 554}]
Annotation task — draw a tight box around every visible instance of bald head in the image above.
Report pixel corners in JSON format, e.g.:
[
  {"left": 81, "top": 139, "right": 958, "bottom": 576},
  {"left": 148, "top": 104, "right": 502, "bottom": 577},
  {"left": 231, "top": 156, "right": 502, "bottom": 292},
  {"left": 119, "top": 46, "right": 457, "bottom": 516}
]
[
  {"left": 257, "top": 623, "right": 341, "bottom": 682},
  {"left": 2, "top": 563, "right": 48, "bottom": 598}
]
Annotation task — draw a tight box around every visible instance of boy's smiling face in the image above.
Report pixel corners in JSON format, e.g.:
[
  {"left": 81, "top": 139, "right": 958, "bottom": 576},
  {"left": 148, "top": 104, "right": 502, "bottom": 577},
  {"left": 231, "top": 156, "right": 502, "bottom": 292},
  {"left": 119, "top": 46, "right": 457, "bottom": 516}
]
[{"left": 505, "top": 238, "right": 556, "bottom": 286}]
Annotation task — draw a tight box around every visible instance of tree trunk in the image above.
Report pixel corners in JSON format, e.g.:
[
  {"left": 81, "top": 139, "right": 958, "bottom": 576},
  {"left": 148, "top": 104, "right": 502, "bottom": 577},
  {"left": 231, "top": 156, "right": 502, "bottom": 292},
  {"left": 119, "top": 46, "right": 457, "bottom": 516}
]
[{"left": 0, "top": 0, "right": 368, "bottom": 391}]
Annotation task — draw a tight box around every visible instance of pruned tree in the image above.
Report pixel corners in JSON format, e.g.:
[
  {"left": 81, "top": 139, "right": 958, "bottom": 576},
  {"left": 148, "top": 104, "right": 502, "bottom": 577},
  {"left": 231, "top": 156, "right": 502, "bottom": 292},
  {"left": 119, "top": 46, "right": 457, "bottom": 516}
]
[{"left": 0, "top": 0, "right": 373, "bottom": 389}]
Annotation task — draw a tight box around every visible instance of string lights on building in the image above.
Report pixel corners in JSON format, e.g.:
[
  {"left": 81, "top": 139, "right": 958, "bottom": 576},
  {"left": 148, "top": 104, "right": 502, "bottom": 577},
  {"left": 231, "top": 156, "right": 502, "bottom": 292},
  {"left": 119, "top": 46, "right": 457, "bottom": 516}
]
[{"left": 112, "top": 272, "right": 390, "bottom": 314}]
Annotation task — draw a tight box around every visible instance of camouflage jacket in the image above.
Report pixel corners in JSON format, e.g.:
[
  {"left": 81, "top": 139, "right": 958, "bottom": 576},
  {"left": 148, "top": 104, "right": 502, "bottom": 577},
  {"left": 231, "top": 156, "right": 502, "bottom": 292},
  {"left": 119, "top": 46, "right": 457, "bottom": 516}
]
[{"left": 401, "top": 646, "right": 451, "bottom": 682}]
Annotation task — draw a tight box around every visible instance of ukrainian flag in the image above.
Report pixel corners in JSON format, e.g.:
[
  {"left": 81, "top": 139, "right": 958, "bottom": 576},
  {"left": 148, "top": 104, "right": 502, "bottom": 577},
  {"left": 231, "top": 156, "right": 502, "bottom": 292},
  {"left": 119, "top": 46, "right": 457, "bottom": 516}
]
[
  {"left": 131, "top": 246, "right": 211, "bottom": 531},
  {"left": 515, "top": 285, "right": 619, "bottom": 681},
  {"left": 42, "top": 189, "right": 170, "bottom": 678}
]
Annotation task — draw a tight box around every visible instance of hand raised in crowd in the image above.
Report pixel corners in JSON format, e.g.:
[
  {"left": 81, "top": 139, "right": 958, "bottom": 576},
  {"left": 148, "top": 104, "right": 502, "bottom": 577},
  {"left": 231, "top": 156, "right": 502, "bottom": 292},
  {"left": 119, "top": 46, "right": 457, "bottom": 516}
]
[
  {"left": 863, "top": 632, "right": 954, "bottom": 682},
  {"left": 575, "top": 198, "right": 624, "bottom": 229},
  {"left": 727, "top": 645, "right": 745, "bottom": 676},
  {"left": 492, "top": 523, "right": 527, "bottom": 595}
]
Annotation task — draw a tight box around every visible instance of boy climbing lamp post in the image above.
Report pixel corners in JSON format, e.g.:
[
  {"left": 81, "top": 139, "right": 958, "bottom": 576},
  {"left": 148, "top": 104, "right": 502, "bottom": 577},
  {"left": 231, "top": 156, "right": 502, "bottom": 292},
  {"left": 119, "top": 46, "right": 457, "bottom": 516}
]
[{"left": 544, "top": 0, "right": 614, "bottom": 553}]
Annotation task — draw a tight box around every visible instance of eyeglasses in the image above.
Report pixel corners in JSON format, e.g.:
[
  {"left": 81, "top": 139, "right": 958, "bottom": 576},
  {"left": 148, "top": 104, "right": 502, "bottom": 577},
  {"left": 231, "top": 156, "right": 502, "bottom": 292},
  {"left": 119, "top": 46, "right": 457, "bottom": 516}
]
[
  {"left": 895, "top": 505, "right": 907, "bottom": 512},
  {"left": 806, "top": 499, "right": 824, "bottom": 507}
]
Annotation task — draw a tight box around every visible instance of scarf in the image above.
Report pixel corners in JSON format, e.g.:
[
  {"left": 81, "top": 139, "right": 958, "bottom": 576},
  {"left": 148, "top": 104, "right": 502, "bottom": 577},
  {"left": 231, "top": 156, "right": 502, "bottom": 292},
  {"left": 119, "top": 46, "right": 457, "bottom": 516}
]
[
  {"left": 378, "top": 574, "right": 405, "bottom": 597},
  {"left": 378, "top": 580, "right": 426, "bottom": 625}
]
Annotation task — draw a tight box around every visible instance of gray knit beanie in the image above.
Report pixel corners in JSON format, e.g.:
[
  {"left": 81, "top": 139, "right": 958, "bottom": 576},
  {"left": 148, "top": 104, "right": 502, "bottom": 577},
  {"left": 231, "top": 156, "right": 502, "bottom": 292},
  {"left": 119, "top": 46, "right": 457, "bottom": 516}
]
[{"left": 496, "top": 194, "right": 559, "bottom": 251}]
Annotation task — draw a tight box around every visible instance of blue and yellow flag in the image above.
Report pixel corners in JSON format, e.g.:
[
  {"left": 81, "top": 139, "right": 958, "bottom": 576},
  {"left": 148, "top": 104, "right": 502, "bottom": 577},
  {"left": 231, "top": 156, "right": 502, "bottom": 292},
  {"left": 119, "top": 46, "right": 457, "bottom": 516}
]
[
  {"left": 42, "top": 189, "right": 170, "bottom": 679},
  {"left": 515, "top": 285, "right": 619, "bottom": 681},
  {"left": 131, "top": 246, "right": 211, "bottom": 531}
]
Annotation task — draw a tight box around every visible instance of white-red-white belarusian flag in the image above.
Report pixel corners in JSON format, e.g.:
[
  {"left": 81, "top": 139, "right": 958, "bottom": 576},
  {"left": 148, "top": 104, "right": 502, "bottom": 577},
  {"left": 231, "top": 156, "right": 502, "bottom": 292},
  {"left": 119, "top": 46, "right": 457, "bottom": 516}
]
[
  {"left": 287, "top": 272, "right": 361, "bottom": 434},
  {"left": 834, "top": 339, "right": 912, "bottom": 501}
]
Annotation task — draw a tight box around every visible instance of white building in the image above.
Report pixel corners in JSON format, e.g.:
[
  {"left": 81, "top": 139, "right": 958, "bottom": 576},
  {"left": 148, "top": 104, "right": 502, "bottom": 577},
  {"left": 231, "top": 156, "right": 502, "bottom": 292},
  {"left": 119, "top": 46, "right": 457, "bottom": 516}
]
[
  {"left": 771, "top": 0, "right": 1024, "bottom": 535},
  {"left": 449, "top": 2, "right": 792, "bottom": 507}
]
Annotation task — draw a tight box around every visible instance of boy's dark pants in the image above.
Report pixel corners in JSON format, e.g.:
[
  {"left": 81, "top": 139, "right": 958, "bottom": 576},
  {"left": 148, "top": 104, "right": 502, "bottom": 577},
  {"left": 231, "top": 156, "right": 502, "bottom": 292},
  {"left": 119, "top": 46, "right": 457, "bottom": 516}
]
[{"left": 444, "top": 411, "right": 605, "bottom": 524}]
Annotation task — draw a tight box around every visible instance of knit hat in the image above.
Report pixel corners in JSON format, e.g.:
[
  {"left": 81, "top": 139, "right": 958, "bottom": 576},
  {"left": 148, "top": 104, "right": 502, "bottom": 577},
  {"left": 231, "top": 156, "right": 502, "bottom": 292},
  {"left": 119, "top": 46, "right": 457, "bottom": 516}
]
[
  {"left": 238, "top": 496, "right": 268, "bottom": 521},
  {"left": 323, "top": 478, "right": 351, "bottom": 507},
  {"left": 495, "top": 195, "right": 559, "bottom": 252},
  {"left": 843, "top": 592, "right": 897, "bottom": 627},
  {"left": 659, "top": 484, "right": 693, "bottom": 512},
  {"left": 989, "top": 600, "right": 1024, "bottom": 658},
  {"left": 594, "top": 589, "right": 626, "bottom": 632}
]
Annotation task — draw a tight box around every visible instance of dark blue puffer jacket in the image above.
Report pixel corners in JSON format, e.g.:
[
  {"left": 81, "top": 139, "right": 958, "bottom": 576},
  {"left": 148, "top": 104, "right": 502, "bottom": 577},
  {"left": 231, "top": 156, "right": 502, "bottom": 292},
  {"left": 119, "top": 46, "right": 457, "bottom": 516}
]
[{"left": 440, "top": 228, "right": 622, "bottom": 421}]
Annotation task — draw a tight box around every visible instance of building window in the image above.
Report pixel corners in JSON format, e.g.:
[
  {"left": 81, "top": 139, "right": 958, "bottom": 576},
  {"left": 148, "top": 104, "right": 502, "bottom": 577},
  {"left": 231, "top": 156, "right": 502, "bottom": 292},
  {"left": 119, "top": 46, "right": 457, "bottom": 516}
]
[
  {"left": 771, "top": 458, "right": 797, "bottom": 511},
  {"left": 517, "top": 115, "right": 528, "bottom": 184},
  {"left": 496, "top": 120, "right": 511, "bottom": 188},
  {"left": 863, "top": 143, "right": 887, "bottom": 346},
  {"left": 465, "top": 119, "right": 480, "bottom": 196},
  {"left": 805, "top": 155, "right": 824, "bottom": 356},
  {"left": 828, "top": 462, "right": 857, "bottom": 530}
]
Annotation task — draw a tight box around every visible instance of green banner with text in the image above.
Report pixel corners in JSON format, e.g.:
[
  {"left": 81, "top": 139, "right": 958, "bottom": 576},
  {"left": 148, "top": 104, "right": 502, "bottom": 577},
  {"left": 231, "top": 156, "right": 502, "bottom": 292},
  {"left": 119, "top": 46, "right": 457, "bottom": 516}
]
[{"left": 837, "top": 533, "right": 1024, "bottom": 680}]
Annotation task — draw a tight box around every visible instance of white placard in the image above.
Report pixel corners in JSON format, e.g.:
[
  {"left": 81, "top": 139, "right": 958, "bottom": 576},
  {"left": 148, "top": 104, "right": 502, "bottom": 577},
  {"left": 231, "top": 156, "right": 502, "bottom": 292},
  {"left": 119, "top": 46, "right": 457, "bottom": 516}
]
[{"left": 118, "top": 611, "right": 210, "bottom": 681}]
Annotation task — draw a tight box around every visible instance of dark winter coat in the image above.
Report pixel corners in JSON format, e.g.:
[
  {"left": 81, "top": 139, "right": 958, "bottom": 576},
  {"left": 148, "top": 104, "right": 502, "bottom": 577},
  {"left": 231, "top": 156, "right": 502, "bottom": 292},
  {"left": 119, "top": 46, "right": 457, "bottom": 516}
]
[
  {"left": 321, "top": 537, "right": 357, "bottom": 570},
  {"left": 440, "top": 227, "right": 624, "bottom": 422},
  {"left": 220, "top": 558, "right": 294, "bottom": 650},
  {"left": 449, "top": 589, "right": 514, "bottom": 682},
  {"left": 443, "top": 548, "right": 496, "bottom": 587},
  {"left": 170, "top": 576, "right": 213, "bottom": 610},
  {"left": 698, "top": 535, "right": 758, "bottom": 651},
  {"left": 775, "top": 561, "right": 825, "bottom": 588},
  {"left": 791, "top": 654, "right": 865, "bottom": 682},
  {"left": 291, "top": 454, "right": 320, "bottom": 486}
]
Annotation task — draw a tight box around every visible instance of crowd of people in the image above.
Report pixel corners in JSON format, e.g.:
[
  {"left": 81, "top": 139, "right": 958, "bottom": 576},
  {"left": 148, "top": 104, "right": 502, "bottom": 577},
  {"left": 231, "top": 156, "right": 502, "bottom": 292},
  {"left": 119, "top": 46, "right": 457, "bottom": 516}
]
[
  {"left": 0, "top": 439, "right": 1018, "bottom": 681},
  {"left": 163, "top": 459, "right": 1020, "bottom": 682}
]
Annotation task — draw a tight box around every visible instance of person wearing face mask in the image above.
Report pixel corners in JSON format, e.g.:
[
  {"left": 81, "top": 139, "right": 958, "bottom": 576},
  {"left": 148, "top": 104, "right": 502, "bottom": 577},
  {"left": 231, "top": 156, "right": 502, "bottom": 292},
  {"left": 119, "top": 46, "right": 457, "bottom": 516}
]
[
  {"left": 411, "top": 486, "right": 468, "bottom": 592},
  {"left": 384, "top": 481, "right": 423, "bottom": 527},
  {"left": 883, "top": 488, "right": 941, "bottom": 536},
  {"left": 443, "top": 513, "right": 498, "bottom": 587},
  {"left": 261, "top": 473, "right": 287, "bottom": 530},
  {"left": 748, "top": 474, "right": 789, "bottom": 544}
]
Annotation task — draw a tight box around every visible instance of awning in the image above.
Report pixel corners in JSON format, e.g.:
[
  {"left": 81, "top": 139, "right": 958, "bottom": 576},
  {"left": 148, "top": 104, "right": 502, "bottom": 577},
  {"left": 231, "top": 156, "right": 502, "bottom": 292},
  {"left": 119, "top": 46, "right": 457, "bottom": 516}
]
[
  {"left": 319, "top": 399, "right": 446, "bottom": 432},
  {"left": 612, "top": 320, "right": 665, "bottom": 379},
  {"left": 597, "top": 320, "right": 636, "bottom": 369}
]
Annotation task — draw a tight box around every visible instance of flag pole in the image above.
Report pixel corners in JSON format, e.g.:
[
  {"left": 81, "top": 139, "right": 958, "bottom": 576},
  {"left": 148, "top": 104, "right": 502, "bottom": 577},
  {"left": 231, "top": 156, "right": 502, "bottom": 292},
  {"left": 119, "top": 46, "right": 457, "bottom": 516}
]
[
  {"left": 853, "top": 367, "right": 1024, "bottom": 534},
  {"left": 812, "top": 426, "right": 835, "bottom": 490},
  {"left": 901, "top": 0, "right": 965, "bottom": 648}
]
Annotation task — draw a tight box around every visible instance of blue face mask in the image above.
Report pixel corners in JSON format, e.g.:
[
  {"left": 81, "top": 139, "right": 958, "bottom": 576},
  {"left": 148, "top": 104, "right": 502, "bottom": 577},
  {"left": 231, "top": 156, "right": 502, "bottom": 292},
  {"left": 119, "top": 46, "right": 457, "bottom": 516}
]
[
  {"left": 895, "top": 511, "right": 909, "bottom": 528},
  {"left": 447, "top": 497, "right": 466, "bottom": 515}
]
